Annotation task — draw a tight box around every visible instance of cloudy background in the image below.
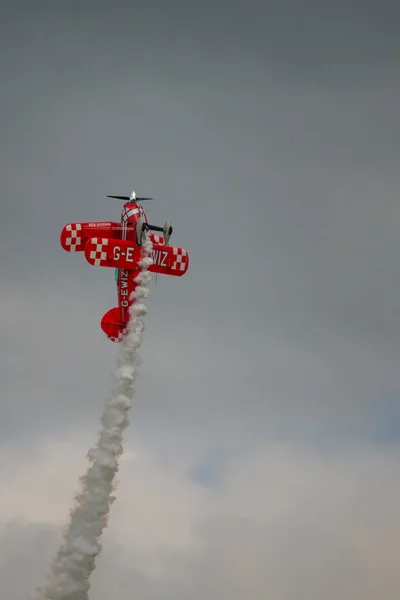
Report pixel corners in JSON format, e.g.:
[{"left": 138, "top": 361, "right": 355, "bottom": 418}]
[{"left": 1, "top": 1, "right": 400, "bottom": 598}]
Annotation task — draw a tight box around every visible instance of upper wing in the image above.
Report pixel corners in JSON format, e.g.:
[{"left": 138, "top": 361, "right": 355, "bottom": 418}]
[
  {"left": 60, "top": 222, "right": 121, "bottom": 252},
  {"left": 149, "top": 232, "right": 165, "bottom": 245}
]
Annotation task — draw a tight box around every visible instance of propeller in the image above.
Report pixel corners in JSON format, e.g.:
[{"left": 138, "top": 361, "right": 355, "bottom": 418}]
[{"left": 107, "top": 189, "right": 153, "bottom": 201}]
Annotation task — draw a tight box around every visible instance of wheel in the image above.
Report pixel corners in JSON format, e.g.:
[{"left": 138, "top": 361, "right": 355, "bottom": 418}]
[{"left": 163, "top": 220, "right": 173, "bottom": 245}]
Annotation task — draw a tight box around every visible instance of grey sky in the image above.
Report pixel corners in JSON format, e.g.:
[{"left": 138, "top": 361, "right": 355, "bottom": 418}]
[{"left": 1, "top": 1, "right": 400, "bottom": 598}]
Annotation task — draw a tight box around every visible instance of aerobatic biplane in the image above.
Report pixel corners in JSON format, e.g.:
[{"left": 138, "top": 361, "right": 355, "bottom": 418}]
[{"left": 60, "top": 190, "right": 189, "bottom": 342}]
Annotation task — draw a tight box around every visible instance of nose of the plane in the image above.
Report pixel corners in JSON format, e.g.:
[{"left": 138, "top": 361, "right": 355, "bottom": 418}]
[
  {"left": 121, "top": 202, "right": 148, "bottom": 226},
  {"left": 121, "top": 203, "right": 139, "bottom": 222}
]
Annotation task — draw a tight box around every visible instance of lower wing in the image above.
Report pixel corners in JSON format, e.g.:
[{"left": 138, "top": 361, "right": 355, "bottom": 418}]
[{"left": 84, "top": 238, "right": 189, "bottom": 276}]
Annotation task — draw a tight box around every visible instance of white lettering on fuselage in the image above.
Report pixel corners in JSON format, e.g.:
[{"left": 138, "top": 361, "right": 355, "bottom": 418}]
[
  {"left": 88, "top": 222, "right": 111, "bottom": 227},
  {"left": 152, "top": 249, "right": 168, "bottom": 267},
  {"left": 119, "top": 269, "right": 129, "bottom": 307}
]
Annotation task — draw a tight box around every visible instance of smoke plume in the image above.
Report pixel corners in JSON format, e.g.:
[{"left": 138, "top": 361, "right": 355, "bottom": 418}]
[{"left": 36, "top": 237, "right": 153, "bottom": 600}]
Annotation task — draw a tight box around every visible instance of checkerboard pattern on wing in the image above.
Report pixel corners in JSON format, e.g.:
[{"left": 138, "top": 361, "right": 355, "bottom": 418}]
[
  {"left": 171, "top": 247, "right": 189, "bottom": 273},
  {"left": 88, "top": 238, "right": 109, "bottom": 266},
  {"left": 149, "top": 233, "right": 165, "bottom": 244},
  {"left": 60, "top": 223, "right": 85, "bottom": 252}
]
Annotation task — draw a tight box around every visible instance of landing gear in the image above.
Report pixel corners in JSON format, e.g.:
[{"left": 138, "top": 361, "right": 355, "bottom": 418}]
[
  {"left": 146, "top": 220, "right": 173, "bottom": 244},
  {"left": 136, "top": 216, "right": 149, "bottom": 246},
  {"left": 163, "top": 220, "right": 173, "bottom": 245}
]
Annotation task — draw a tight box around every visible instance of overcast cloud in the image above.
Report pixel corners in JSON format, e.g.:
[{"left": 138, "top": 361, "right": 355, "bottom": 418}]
[{"left": 1, "top": 1, "right": 400, "bottom": 598}]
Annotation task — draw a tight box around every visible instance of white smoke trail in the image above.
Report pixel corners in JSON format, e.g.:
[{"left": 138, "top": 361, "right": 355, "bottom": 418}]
[{"left": 36, "top": 236, "right": 153, "bottom": 600}]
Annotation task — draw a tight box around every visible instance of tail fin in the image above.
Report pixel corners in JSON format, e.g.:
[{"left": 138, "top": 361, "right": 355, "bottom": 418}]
[{"left": 101, "top": 307, "right": 127, "bottom": 342}]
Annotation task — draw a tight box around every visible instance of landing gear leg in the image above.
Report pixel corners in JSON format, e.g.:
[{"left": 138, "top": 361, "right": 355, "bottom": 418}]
[{"left": 136, "top": 216, "right": 149, "bottom": 246}]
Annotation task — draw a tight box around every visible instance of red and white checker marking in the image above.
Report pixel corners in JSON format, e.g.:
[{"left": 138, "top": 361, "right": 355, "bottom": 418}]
[
  {"left": 150, "top": 233, "right": 164, "bottom": 244},
  {"left": 109, "top": 329, "right": 126, "bottom": 343},
  {"left": 65, "top": 223, "right": 82, "bottom": 251},
  {"left": 171, "top": 247, "right": 188, "bottom": 271},
  {"left": 89, "top": 238, "right": 109, "bottom": 266}
]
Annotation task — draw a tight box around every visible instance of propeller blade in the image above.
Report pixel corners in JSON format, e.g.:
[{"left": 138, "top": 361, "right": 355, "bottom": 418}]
[{"left": 107, "top": 195, "right": 153, "bottom": 201}]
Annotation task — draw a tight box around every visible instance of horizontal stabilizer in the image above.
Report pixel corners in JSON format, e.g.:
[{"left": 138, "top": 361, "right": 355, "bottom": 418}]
[{"left": 101, "top": 307, "right": 127, "bottom": 342}]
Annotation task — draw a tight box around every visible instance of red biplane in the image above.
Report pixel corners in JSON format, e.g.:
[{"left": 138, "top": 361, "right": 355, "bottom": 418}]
[{"left": 60, "top": 190, "right": 189, "bottom": 342}]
